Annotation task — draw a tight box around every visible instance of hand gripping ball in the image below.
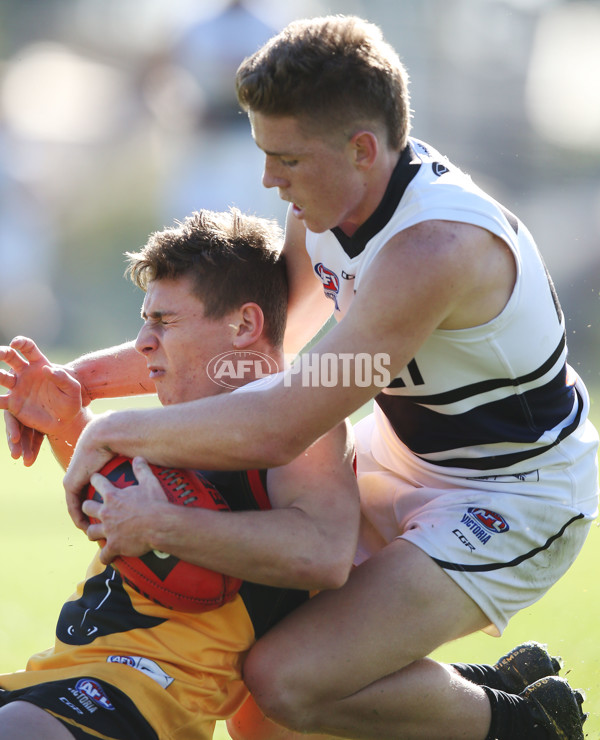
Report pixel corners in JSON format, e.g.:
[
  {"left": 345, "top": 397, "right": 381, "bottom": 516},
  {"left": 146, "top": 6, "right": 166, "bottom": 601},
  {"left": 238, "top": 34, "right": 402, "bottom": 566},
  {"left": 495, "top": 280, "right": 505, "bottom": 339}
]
[{"left": 85, "top": 455, "right": 242, "bottom": 612}]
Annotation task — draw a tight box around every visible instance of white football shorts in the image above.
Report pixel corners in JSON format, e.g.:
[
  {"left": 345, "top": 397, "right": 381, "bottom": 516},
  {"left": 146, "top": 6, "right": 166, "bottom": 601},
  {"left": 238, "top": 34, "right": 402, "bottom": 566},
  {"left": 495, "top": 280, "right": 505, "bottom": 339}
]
[{"left": 354, "top": 412, "right": 599, "bottom": 635}]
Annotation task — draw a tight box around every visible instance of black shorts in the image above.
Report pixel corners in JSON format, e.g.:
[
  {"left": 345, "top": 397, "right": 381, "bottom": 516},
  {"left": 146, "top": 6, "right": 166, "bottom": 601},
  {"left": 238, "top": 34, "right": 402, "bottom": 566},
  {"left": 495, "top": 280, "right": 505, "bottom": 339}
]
[{"left": 0, "top": 676, "right": 159, "bottom": 740}]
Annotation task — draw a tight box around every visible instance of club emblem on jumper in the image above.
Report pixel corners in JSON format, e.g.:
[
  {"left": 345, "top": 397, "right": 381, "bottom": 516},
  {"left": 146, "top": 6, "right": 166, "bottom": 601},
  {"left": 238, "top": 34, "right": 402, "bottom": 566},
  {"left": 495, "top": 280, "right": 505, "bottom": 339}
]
[
  {"left": 314, "top": 262, "right": 340, "bottom": 310},
  {"left": 432, "top": 161, "right": 450, "bottom": 177}
]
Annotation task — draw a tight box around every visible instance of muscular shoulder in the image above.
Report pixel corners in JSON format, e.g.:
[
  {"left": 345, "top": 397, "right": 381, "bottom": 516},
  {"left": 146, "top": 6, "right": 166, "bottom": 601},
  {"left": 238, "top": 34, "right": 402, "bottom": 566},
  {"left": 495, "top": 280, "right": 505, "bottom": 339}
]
[{"left": 368, "top": 220, "right": 517, "bottom": 330}]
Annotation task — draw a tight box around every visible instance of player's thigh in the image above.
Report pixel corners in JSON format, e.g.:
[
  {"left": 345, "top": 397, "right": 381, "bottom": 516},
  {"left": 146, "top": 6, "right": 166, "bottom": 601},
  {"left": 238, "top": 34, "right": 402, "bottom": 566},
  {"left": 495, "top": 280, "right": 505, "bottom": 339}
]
[
  {"left": 244, "top": 538, "right": 489, "bottom": 702},
  {"left": 0, "top": 700, "right": 75, "bottom": 740}
]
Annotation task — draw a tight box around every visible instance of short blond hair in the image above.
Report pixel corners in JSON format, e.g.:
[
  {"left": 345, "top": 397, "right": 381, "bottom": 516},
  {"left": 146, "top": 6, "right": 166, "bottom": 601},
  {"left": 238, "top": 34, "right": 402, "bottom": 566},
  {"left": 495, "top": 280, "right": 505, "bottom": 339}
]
[{"left": 236, "top": 15, "right": 411, "bottom": 151}]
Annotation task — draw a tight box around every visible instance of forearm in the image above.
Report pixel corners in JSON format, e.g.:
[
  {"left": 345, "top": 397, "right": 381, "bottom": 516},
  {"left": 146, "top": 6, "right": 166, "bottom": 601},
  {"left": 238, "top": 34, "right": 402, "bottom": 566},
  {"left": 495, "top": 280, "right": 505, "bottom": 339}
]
[
  {"left": 47, "top": 408, "right": 94, "bottom": 470},
  {"left": 82, "top": 395, "right": 303, "bottom": 471},
  {"left": 68, "top": 342, "right": 154, "bottom": 403},
  {"left": 69, "top": 373, "right": 367, "bottom": 476},
  {"left": 147, "top": 505, "right": 351, "bottom": 591}
]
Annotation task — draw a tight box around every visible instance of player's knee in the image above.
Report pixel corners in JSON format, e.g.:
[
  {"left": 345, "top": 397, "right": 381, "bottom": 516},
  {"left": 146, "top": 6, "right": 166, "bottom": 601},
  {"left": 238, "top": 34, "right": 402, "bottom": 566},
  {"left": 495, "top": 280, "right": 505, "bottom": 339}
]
[
  {"left": 250, "top": 690, "right": 323, "bottom": 735},
  {"left": 243, "top": 649, "right": 324, "bottom": 732}
]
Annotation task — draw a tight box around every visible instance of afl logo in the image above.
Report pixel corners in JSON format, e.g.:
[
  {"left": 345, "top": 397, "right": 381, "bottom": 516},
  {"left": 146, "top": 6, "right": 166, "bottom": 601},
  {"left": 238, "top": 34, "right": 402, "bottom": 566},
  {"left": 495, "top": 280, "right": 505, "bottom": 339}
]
[
  {"left": 107, "top": 655, "right": 136, "bottom": 667},
  {"left": 467, "top": 507, "right": 510, "bottom": 534},
  {"left": 75, "top": 678, "right": 115, "bottom": 710},
  {"left": 314, "top": 263, "right": 340, "bottom": 310}
]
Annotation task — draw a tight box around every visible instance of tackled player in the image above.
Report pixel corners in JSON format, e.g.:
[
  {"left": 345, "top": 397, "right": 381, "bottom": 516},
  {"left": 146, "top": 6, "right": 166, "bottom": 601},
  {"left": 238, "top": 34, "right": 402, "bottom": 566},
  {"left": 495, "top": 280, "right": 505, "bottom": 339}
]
[{"left": 0, "top": 208, "right": 359, "bottom": 740}]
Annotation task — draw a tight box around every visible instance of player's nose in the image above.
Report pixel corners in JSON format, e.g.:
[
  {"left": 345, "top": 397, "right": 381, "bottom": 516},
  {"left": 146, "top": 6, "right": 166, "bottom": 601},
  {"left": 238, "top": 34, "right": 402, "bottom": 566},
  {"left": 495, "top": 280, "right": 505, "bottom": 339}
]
[
  {"left": 134, "top": 323, "right": 158, "bottom": 355},
  {"left": 262, "top": 158, "right": 288, "bottom": 190}
]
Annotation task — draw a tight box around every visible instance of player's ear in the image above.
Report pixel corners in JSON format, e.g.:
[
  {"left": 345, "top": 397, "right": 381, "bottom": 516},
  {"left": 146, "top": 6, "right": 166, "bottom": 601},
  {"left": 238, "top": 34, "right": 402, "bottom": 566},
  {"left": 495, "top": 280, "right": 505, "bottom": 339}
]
[
  {"left": 230, "top": 303, "right": 264, "bottom": 348},
  {"left": 349, "top": 130, "right": 378, "bottom": 170}
]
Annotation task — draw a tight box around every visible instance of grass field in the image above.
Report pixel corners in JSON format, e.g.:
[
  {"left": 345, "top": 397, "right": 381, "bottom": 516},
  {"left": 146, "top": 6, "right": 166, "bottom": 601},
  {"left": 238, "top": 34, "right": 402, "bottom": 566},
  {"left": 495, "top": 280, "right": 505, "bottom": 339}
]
[{"left": 1, "top": 394, "right": 599, "bottom": 738}]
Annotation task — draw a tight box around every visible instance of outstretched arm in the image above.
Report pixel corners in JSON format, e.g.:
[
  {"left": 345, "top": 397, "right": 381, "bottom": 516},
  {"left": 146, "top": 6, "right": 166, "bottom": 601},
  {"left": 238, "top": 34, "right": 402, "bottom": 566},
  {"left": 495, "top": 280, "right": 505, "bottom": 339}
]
[
  {"left": 67, "top": 341, "right": 154, "bottom": 403},
  {"left": 0, "top": 337, "right": 91, "bottom": 469}
]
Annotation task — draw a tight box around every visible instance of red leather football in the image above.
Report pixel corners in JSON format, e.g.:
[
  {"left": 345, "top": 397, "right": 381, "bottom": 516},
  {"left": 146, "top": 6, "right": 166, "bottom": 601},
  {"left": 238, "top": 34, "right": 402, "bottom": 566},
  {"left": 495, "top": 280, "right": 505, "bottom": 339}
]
[{"left": 85, "top": 455, "right": 242, "bottom": 612}]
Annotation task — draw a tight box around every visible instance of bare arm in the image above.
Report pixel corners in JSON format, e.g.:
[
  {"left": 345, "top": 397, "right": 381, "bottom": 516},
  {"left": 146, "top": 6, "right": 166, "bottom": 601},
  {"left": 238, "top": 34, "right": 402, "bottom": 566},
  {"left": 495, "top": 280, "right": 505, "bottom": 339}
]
[
  {"left": 45, "top": 411, "right": 92, "bottom": 470},
  {"left": 67, "top": 341, "right": 154, "bottom": 404},
  {"left": 82, "top": 420, "right": 359, "bottom": 591},
  {"left": 64, "top": 221, "right": 513, "bottom": 528},
  {"left": 281, "top": 207, "right": 333, "bottom": 356}
]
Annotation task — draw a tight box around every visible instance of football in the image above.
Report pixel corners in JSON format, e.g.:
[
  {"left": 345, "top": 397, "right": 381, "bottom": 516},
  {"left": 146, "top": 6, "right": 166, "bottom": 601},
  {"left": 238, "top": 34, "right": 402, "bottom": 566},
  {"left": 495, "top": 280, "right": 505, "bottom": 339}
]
[{"left": 85, "top": 455, "right": 242, "bottom": 612}]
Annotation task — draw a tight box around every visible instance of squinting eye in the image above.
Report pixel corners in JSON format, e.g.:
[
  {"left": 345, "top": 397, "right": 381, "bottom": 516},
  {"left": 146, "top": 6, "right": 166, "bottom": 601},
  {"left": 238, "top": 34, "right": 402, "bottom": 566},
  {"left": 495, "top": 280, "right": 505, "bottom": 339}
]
[
  {"left": 281, "top": 159, "right": 299, "bottom": 167},
  {"left": 144, "top": 317, "right": 167, "bottom": 327}
]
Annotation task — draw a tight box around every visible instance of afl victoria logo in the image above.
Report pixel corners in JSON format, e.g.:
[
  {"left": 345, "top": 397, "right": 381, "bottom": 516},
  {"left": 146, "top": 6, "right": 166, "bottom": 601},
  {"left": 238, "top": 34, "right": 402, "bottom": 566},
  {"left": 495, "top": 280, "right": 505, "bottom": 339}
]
[
  {"left": 74, "top": 679, "right": 115, "bottom": 710},
  {"left": 467, "top": 507, "right": 509, "bottom": 534}
]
